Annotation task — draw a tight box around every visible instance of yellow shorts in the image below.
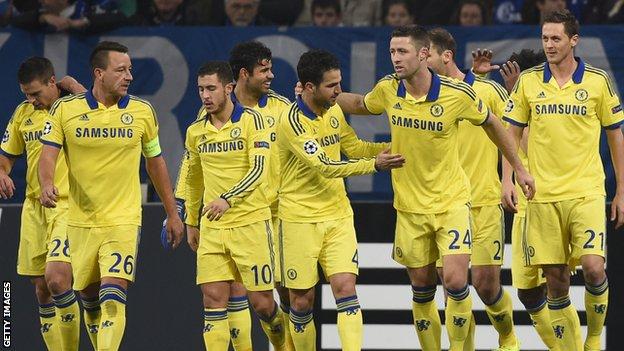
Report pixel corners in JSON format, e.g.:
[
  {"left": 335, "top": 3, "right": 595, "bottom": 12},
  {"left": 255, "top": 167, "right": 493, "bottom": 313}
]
[
  {"left": 280, "top": 216, "right": 358, "bottom": 290},
  {"left": 394, "top": 205, "right": 472, "bottom": 269},
  {"left": 197, "top": 220, "right": 275, "bottom": 292},
  {"left": 272, "top": 216, "right": 282, "bottom": 284},
  {"left": 525, "top": 195, "right": 606, "bottom": 267},
  {"left": 511, "top": 215, "right": 545, "bottom": 289},
  {"left": 68, "top": 225, "right": 141, "bottom": 291},
  {"left": 17, "top": 198, "right": 71, "bottom": 276}
]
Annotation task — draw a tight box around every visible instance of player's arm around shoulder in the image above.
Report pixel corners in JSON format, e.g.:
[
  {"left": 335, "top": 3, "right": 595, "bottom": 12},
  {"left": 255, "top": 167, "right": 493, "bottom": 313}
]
[{"left": 338, "top": 108, "right": 389, "bottom": 158}]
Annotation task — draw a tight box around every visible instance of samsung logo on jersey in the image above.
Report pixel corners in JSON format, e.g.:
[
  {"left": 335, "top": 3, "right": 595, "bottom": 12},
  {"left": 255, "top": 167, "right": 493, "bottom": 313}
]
[
  {"left": 391, "top": 115, "right": 443, "bottom": 132},
  {"left": 75, "top": 128, "right": 134, "bottom": 138},
  {"left": 534, "top": 104, "right": 587, "bottom": 116},
  {"left": 199, "top": 140, "right": 244, "bottom": 153},
  {"left": 23, "top": 130, "right": 43, "bottom": 142},
  {"left": 318, "top": 133, "right": 340, "bottom": 147}
]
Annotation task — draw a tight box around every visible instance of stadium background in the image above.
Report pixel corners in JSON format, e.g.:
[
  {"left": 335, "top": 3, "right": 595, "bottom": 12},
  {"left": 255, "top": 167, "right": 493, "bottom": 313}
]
[{"left": 0, "top": 25, "right": 623, "bottom": 350}]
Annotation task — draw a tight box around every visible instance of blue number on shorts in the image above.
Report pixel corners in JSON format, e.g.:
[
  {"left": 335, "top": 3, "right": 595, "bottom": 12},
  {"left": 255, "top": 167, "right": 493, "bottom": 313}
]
[
  {"left": 49, "top": 239, "right": 62, "bottom": 257},
  {"left": 352, "top": 250, "right": 359, "bottom": 266},
  {"left": 583, "top": 230, "right": 596, "bottom": 249},
  {"left": 463, "top": 230, "right": 471, "bottom": 248},
  {"left": 109, "top": 253, "right": 122, "bottom": 273},
  {"left": 493, "top": 240, "right": 502, "bottom": 260},
  {"left": 599, "top": 232, "right": 605, "bottom": 250},
  {"left": 251, "top": 264, "right": 272, "bottom": 285},
  {"left": 62, "top": 239, "right": 70, "bottom": 257},
  {"left": 448, "top": 230, "right": 461, "bottom": 250},
  {"left": 109, "top": 253, "right": 134, "bottom": 275}
]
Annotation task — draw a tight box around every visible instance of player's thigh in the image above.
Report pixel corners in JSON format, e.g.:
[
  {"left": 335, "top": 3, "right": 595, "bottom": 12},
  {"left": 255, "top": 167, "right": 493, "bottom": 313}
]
[
  {"left": 45, "top": 202, "right": 71, "bottom": 266},
  {"left": 196, "top": 226, "right": 238, "bottom": 285},
  {"left": 280, "top": 220, "right": 324, "bottom": 290},
  {"left": 318, "top": 217, "right": 359, "bottom": 279},
  {"left": 393, "top": 211, "right": 438, "bottom": 268},
  {"left": 17, "top": 199, "right": 48, "bottom": 276},
  {"left": 98, "top": 225, "right": 141, "bottom": 284},
  {"left": 68, "top": 226, "right": 103, "bottom": 291},
  {"left": 511, "top": 215, "right": 545, "bottom": 290},
  {"left": 436, "top": 204, "right": 472, "bottom": 259},
  {"left": 229, "top": 220, "right": 275, "bottom": 292},
  {"left": 569, "top": 195, "right": 606, "bottom": 266},
  {"left": 471, "top": 205, "right": 505, "bottom": 266},
  {"left": 525, "top": 201, "right": 568, "bottom": 266}
]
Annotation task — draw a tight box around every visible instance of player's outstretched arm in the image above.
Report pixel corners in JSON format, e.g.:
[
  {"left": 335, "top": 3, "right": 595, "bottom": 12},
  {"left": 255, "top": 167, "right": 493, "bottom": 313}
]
[
  {"left": 336, "top": 93, "right": 371, "bottom": 115},
  {"left": 38, "top": 144, "right": 60, "bottom": 208},
  {"left": 0, "top": 155, "right": 16, "bottom": 199},
  {"left": 606, "top": 128, "right": 624, "bottom": 228},
  {"left": 481, "top": 113, "right": 535, "bottom": 199},
  {"left": 146, "top": 155, "right": 185, "bottom": 249}
]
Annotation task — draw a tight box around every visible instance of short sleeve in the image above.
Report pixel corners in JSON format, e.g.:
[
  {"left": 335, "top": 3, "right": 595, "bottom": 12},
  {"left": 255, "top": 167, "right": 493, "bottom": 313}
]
[
  {"left": 459, "top": 85, "right": 489, "bottom": 126},
  {"left": 142, "top": 105, "right": 161, "bottom": 158},
  {"left": 40, "top": 102, "right": 65, "bottom": 149},
  {"left": 502, "top": 74, "right": 530, "bottom": 127},
  {"left": 597, "top": 74, "right": 624, "bottom": 129},
  {"left": 363, "top": 80, "right": 387, "bottom": 115},
  {"left": 1, "top": 105, "right": 26, "bottom": 157}
]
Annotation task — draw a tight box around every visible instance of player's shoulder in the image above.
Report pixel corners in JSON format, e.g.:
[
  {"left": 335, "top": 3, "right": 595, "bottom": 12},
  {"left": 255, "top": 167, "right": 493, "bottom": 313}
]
[
  {"left": 241, "top": 107, "right": 266, "bottom": 130},
  {"left": 439, "top": 75, "right": 478, "bottom": 101},
  {"left": 128, "top": 95, "right": 156, "bottom": 114},
  {"left": 583, "top": 63, "right": 616, "bottom": 93},
  {"left": 49, "top": 92, "right": 87, "bottom": 115},
  {"left": 474, "top": 76, "right": 508, "bottom": 100},
  {"left": 9, "top": 100, "right": 32, "bottom": 123},
  {"left": 266, "top": 89, "right": 291, "bottom": 107},
  {"left": 374, "top": 73, "right": 400, "bottom": 88},
  {"left": 517, "top": 63, "right": 546, "bottom": 81}
]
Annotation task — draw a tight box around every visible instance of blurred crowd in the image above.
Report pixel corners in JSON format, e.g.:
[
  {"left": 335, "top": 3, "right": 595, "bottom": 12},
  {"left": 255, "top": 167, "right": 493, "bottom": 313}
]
[{"left": 0, "top": 0, "right": 622, "bottom": 33}]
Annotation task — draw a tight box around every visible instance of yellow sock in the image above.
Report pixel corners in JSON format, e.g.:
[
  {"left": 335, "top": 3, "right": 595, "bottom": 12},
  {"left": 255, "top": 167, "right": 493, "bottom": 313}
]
[
  {"left": 462, "top": 313, "right": 475, "bottom": 351},
  {"left": 82, "top": 296, "right": 101, "bottom": 350},
  {"left": 526, "top": 299, "right": 558, "bottom": 350},
  {"left": 411, "top": 285, "right": 441, "bottom": 351},
  {"left": 203, "top": 308, "right": 230, "bottom": 351},
  {"left": 584, "top": 279, "right": 608, "bottom": 351},
  {"left": 484, "top": 288, "right": 517, "bottom": 347},
  {"left": 445, "top": 286, "right": 473, "bottom": 351},
  {"left": 289, "top": 308, "right": 316, "bottom": 351},
  {"left": 39, "top": 303, "right": 62, "bottom": 351},
  {"left": 97, "top": 285, "right": 127, "bottom": 351},
  {"left": 227, "top": 296, "right": 252, "bottom": 351},
  {"left": 52, "top": 290, "right": 80, "bottom": 351},
  {"left": 335, "top": 295, "right": 363, "bottom": 351},
  {"left": 280, "top": 303, "right": 295, "bottom": 351},
  {"left": 259, "top": 303, "right": 287, "bottom": 350},
  {"left": 548, "top": 295, "right": 583, "bottom": 351}
]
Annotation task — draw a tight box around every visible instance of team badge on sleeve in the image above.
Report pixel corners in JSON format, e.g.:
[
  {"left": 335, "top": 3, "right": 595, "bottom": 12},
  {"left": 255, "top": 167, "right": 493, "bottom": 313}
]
[
  {"left": 254, "top": 141, "right": 269, "bottom": 149},
  {"left": 504, "top": 100, "right": 514, "bottom": 113},
  {"left": 43, "top": 121, "right": 52, "bottom": 135},
  {"left": 2, "top": 130, "right": 8, "bottom": 143},
  {"left": 303, "top": 140, "right": 318, "bottom": 155},
  {"left": 612, "top": 104, "right": 623, "bottom": 114}
]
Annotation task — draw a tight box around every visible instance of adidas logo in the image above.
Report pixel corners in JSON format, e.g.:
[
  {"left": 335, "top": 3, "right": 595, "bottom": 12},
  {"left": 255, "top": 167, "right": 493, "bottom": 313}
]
[
  {"left": 79, "top": 114, "right": 90, "bottom": 121},
  {"left": 24, "top": 119, "right": 33, "bottom": 126},
  {"left": 537, "top": 91, "right": 546, "bottom": 98},
  {"left": 393, "top": 102, "right": 402, "bottom": 110}
]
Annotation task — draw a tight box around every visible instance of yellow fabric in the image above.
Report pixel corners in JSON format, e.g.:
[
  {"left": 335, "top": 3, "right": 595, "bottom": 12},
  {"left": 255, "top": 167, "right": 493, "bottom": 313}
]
[
  {"left": 458, "top": 75, "right": 509, "bottom": 206},
  {"left": 411, "top": 300, "right": 441, "bottom": 351},
  {"left": 527, "top": 305, "right": 559, "bottom": 350},
  {"left": 40, "top": 314, "right": 62, "bottom": 351},
  {"left": 259, "top": 308, "right": 287, "bottom": 350},
  {"left": 56, "top": 296, "right": 80, "bottom": 351},
  {"left": 203, "top": 309, "right": 230, "bottom": 351},
  {"left": 550, "top": 303, "right": 583, "bottom": 351},
  {"left": 393, "top": 205, "right": 472, "bottom": 269},
  {"left": 227, "top": 307, "right": 252, "bottom": 351},
  {"left": 469, "top": 205, "right": 505, "bottom": 266},
  {"left": 510, "top": 215, "right": 545, "bottom": 289},
  {"left": 585, "top": 288, "right": 608, "bottom": 351},
  {"left": 272, "top": 216, "right": 283, "bottom": 283},
  {"left": 446, "top": 294, "right": 473, "bottom": 351},
  {"left": 277, "top": 97, "right": 383, "bottom": 223},
  {"left": 184, "top": 103, "right": 271, "bottom": 228},
  {"left": 68, "top": 225, "right": 141, "bottom": 290},
  {"left": 364, "top": 72, "right": 488, "bottom": 214},
  {"left": 41, "top": 92, "right": 161, "bottom": 227},
  {"left": 98, "top": 299, "right": 126, "bottom": 351},
  {"left": 337, "top": 306, "right": 363, "bottom": 351},
  {"left": 83, "top": 309, "right": 101, "bottom": 349},
  {"left": 484, "top": 289, "right": 517, "bottom": 347},
  {"left": 1, "top": 101, "right": 69, "bottom": 199},
  {"left": 289, "top": 314, "right": 316, "bottom": 351},
  {"left": 504, "top": 60, "right": 624, "bottom": 202}
]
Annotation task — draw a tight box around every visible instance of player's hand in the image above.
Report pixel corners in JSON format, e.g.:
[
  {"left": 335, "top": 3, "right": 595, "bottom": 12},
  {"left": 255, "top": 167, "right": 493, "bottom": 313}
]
[
  {"left": 202, "top": 198, "right": 231, "bottom": 221},
  {"left": 161, "top": 198, "right": 186, "bottom": 250},
  {"left": 374, "top": 148, "right": 405, "bottom": 171},
  {"left": 610, "top": 191, "right": 624, "bottom": 229},
  {"left": 294, "top": 81, "right": 303, "bottom": 97},
  {"left": 57, "top": 75, "right": 87, "bottom": 94},
  {"left": 500, "top": 61, "right": 521, "bottom": 93},
  {"left": 187, "top": 226, "right": 200, "bottom": 252},
  {"left": 501, "top": 178, "right": 518, "bottom": 213},
  {"left": 515, "top": 168, "right": 535, "bottom": 200},
  {"left": 0, "top": 173, "right": 15, "bottom": 199},
  {"left": 471, "top": 48, "right": 500, "bottom": 75},
  {"left": 39, "top": 184, "right": 59, "bottom": 208},
  {"left": 165, "top": 213, "right": 185, "bottom": 249}
]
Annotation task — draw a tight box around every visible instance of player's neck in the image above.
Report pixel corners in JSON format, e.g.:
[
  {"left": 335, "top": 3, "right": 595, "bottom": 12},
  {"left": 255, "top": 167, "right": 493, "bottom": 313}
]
[
  {"left": 92, "top": 84, "right": 121, "bottom": 108},
  {"left": 234, "top": 84, "right": 261, "bottom": 108},
  {"left": 301, "top": 92, "right": 325, "bottom": 116},
  {"left": 447, "top": 63, "right": 465, "bottom": 81},
  {"left": 404, "top": 66, "right": 432, "bottom": 100},
  {"left": 210, "top": 98, "right": 234, "bottom": 128},
  {"left": 548, "top": 54, "right": 577, "bottom": 83}
]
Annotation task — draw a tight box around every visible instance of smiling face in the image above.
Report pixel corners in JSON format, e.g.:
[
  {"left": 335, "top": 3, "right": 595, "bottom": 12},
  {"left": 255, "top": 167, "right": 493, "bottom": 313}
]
[
  {"left": 245, "top": 58, "right": 274, "bottom": 95},
  {"left": 541, "top": 22, "right": 577, "bottom": 65},
  {"left": 94, "top": 51, "right": 133, "bottom": 98}
]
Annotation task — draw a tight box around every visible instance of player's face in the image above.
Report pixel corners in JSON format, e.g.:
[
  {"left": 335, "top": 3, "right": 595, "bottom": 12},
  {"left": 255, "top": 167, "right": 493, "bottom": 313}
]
[
  {"left": 20, "top": 77, "right": 58, "bottom": 110},
  {"left": 198, "top": 74, "right": 234, "bottom": 114},
  {"left": 310, "top": 69, "right": 342, "bottom": 107},
  {"left": 426, "top": 44, "right": 448, "bottom": 76},
  {"left": 390, "top": 36, "right": 427, "bottom": 79},
  {"left": 97, "top": 51, "right": 133, "bottom": 97},
  {"left": 248, "top": 59, "right": 274, "bottom": 95},
  {"left": 541, "top": 22, "right": 577, "bottom": 65}
]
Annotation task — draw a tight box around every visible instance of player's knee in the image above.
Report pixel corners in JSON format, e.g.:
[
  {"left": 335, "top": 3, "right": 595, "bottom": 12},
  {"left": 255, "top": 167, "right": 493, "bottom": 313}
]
[
  {"left": 442, "top": 271, "right": 468, "bottom": 292},
  {"left": 581, "top": 261, "right": 606, "bottom": 286},
  {"left": 474, "top": 282, "right": 499, "bottom": 305},
  {"left": 31, "top": 277, "right": 51, "bottom": 303},
  {"left": 289, "top": 293, "right": 314, "bottom": 312},
  {"left": 45, "top": 271, "right": 71, "bottom": 295},
  {"left": 249, "top": 292, "right": 276, "bottom": 319},
  {"left": 518, "top": 287, "right": 546, "bottom": 309}
]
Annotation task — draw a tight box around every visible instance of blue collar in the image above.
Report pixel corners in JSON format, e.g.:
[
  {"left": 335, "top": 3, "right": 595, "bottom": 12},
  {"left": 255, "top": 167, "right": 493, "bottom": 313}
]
[
  {"left": 231, "top": 91, "right": 268, "bottom": 108},
  {"left": 85, "top": 89, "right": 130, "bottom": 109},
  {"left": 396, "top": 68, "right": 441, "bottom": 102},
  {"left": 230, "top": 101, "right": 245, "bottom": 123},
  {"left": 296, "top": 95, "right": 317, "bottom": 120},
  {"left": 543, "top": 57, "right": 585, "bottom": 84},
  {"left": 463, "top": 70, "right": 476, "bottom": 86}
]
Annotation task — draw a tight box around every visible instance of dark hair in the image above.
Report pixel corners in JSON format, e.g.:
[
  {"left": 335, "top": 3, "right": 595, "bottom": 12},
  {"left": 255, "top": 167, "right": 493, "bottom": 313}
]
[
  {"left": 297, "top": 49, "right": 340, "bottom": 86},
  {"left": 311, "top": 0, "right": 341, "bottom": 15},
  {"left": 428, "top": 27, "right": 457, "bottom": 58},
  {"left": 197, "top": 61, "right": 234, "bottom": 85},
  {"left": 90, "top": 41, "right": 129, "bottom": 71},
  {"left": 17, "top": 56, "right": 55, "bottom": 84},
  {"left": 452, "top": 0, "right": 489, "bottom": 25},
  {"left": 383, "top": 0, "right": 413, "bottom": 19},
  {"left": 543, "top": 9, "right": 579, "bottom": 38},
  {"left": 229, "top": 41, "right": 272, "bottom": 81},
  {"left": 391, "top": 25, "right": 430, "bottom": 50},
  {"left": 508, "top": 49, "right": 546, "bottom": 71}
]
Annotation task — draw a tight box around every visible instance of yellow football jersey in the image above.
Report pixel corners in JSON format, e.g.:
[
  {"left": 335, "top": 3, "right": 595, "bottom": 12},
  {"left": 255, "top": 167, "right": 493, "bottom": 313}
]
[
  {"left": 503, "top": 59, "right": 624, "bottom": 202},
  {"left": 173, "top": 107, "right": 208, "bottom": 201},
  {"left": 364, "top": 70, "right": 489, "bottom": 214},
  {"left": 184, "top": 102, "right": 271, "bottom": 229},
  {"left": 1, "top": 100, "right": 69, "bottom": 199},
  {"left": 41, "top": 91, "right": 162, "bottom": 227},
  {"left": 458, "top": 70, "right": 509, "bottom": 207},
  {"left": 277, "top": 96, "right": 386, "bottom": 223}
]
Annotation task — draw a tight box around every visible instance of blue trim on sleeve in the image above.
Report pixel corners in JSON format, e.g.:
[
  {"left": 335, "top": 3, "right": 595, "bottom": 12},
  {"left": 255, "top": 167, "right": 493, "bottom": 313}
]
[
  {"left": 604, "top": 119, "right": 624, "bottom": 130},
  {"left": 502, "top": 116, "right": 528, "bottom": 127},
  {"left": 40, "top": 140, "right": 62, "bottom": 149},
  {"left": 0, "top": 148, "right": 22, "bottom": 158}
]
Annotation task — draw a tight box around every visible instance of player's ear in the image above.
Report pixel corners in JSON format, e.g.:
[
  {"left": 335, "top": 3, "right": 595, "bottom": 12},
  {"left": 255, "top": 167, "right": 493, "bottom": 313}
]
[
  {"left": 239, "top": 67, "right": 249, "bottom": 80},
  {"left": 419, "top": 46, "right": 429, "bottom": 62},
  {"left": 304, "top": 81, "right": 315, "bottom": 93},
  {"left": 570, "top": 34, "right": 579, "bottom": 48},
  {"left": 224, "top": 81, "right": 234, "bottom": 94},
  {"left": 47, "top": 75, "right": 57, "bottom": 87}
]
